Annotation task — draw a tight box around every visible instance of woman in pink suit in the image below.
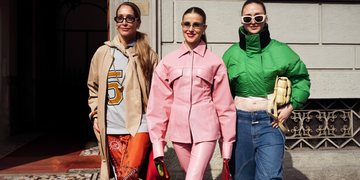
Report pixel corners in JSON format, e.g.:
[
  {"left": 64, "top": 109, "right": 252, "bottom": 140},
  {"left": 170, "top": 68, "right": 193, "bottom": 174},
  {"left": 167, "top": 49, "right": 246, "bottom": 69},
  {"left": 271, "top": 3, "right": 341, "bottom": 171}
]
[{"left": 146, "top": 7, "right": 236, "bottom": 179}]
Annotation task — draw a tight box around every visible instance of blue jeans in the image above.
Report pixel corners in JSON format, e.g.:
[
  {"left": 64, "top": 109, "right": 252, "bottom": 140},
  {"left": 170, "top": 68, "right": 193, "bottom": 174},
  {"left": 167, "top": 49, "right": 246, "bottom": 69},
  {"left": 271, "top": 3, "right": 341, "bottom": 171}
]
[{"left": 230, "top": 109, "right": 286, "bottom": 180}]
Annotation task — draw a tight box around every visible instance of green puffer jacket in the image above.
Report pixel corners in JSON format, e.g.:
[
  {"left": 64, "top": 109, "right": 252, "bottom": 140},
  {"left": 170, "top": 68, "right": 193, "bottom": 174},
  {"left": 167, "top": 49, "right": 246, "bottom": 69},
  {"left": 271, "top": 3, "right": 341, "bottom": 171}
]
[{"left": 222, "top": 24, "right": 310, "bottom": 110}]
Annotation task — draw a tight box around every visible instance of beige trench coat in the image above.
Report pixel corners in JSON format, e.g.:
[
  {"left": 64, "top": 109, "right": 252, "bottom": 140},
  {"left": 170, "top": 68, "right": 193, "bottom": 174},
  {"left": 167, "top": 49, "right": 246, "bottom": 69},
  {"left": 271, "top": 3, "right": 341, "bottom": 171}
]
[{"left": 87, "top": 35, "right": 159, "bottom": 180}]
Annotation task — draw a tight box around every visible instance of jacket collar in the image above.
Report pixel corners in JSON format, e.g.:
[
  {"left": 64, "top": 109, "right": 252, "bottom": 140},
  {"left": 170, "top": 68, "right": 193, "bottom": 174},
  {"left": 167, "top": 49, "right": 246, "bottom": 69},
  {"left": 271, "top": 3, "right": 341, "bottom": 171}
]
[
  {"left": 104, "top": 35, "right": 137, "bottom": 56},
  {"left": 239, "top": 23, "right": 271, "bottom": 54},
  {"left": 104, "top": 34, "right": 143, "bottom": 136},
  {"left": 177, "top": 40, "right": 207, "bottom": 58}
]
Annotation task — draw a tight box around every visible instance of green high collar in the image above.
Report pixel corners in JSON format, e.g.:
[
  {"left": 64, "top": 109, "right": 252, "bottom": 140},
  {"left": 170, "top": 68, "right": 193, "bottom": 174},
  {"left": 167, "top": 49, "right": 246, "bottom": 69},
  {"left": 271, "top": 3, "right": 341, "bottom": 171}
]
[{"left": 239, "top": 24, "right": 271, "bottom": 55}]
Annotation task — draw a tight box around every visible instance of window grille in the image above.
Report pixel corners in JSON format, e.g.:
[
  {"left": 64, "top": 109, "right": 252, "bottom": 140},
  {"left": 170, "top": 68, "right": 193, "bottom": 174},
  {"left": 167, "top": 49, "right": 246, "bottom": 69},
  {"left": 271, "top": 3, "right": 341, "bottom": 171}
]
[{"left": 286, "top": 99, "right": 360, "bottom": 150}]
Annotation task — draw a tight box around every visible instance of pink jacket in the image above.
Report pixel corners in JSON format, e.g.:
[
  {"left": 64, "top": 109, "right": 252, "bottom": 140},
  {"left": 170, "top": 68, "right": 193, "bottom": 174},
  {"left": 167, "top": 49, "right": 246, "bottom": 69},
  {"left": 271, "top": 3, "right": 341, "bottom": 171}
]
[{"left": 146, "top": 41, "right": 236, "bottom": 159}]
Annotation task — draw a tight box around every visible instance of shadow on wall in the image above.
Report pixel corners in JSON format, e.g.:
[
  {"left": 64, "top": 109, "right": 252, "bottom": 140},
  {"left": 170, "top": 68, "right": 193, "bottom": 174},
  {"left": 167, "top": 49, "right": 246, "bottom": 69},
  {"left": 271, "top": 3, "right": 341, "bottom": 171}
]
[{"left": 283, "top": 151, "right": 309, "bottom": 180}]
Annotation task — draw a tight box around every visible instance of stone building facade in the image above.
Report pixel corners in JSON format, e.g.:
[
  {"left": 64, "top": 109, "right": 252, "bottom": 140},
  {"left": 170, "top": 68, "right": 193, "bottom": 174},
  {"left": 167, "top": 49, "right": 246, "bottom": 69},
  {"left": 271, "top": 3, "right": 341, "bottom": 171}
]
[{"left": 107, "top": 0, "right": 360, "bottom": 179}]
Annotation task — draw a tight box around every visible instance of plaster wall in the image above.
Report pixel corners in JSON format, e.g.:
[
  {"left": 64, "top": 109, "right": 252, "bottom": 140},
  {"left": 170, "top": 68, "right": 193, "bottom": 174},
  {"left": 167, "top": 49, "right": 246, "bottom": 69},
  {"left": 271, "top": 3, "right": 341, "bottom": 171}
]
[{"left": 161, "top": 1, "right": 360, "bottom": 99}]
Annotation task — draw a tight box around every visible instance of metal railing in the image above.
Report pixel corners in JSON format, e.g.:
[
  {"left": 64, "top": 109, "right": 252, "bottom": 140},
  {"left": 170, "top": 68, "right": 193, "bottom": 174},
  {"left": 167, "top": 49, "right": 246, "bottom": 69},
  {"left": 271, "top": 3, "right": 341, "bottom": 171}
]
[{"left": 286, "top": 99, "right": 360, "bottom": 150}]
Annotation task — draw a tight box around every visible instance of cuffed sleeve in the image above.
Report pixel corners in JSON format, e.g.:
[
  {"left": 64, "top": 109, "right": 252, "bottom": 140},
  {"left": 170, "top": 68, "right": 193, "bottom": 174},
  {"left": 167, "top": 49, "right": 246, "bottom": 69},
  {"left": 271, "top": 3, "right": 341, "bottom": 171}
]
[
  {"left": 146, "top": 62, "right": 173, "bottom": 159},
  {"left": 219, "top": 140, "right": 234, "bottom": 159},
  {"left": 212, "top": 65, "right": 237, "bottom": 159}
]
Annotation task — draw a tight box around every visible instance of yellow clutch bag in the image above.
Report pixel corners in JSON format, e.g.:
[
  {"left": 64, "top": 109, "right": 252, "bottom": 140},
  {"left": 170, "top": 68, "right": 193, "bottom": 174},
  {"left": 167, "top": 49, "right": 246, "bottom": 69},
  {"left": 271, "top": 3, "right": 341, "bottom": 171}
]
[{"left": 268, "top": 76, "right": 291, "bottom": 134}]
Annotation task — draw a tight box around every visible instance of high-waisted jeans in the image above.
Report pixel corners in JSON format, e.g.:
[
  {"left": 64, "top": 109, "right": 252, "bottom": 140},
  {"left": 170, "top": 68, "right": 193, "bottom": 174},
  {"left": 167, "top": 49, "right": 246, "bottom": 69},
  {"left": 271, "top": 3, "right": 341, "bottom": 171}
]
[{"left": 230, "top": 109, "right": 286, "bottom": 180}]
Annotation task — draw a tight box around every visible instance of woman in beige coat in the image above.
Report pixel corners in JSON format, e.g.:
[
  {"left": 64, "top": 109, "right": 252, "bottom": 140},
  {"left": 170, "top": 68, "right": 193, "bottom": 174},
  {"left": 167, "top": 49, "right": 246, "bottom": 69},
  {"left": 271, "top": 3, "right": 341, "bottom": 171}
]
[{"left": 87, "top": 2, "right": 158, "bottom": 179}]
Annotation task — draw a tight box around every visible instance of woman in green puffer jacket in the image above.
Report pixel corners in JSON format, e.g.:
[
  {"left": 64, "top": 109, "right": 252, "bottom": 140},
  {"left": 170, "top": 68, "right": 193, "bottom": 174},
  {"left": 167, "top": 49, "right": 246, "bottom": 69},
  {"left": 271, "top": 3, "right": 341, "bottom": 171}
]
[{"left": 222, "top": 0, "right": 310, "bottom": 179}]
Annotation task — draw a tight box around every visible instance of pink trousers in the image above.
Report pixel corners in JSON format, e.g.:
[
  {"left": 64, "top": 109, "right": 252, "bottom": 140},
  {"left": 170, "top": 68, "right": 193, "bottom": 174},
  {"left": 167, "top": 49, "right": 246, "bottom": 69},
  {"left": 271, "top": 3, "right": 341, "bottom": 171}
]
[{"left": 173, "top": 141, "right": 217, "bottom": 180}]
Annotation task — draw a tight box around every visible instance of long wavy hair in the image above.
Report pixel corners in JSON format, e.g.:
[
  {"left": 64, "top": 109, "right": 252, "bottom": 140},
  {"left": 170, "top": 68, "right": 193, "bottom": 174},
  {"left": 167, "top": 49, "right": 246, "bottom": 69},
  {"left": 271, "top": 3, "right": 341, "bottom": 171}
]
[
  {"left": 116, "top": 2, "right": 154, "bottom": 85},
  {"left": 182, "top": 7, "right": 207, "bottom": 48}
]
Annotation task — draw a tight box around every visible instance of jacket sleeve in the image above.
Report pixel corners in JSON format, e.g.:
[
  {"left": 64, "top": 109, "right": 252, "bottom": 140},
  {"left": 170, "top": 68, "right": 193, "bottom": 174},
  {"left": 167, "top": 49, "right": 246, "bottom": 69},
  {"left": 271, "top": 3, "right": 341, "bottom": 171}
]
[
  {"left": 222, "top": 46, "right": 239, "bottom": 98},
  {"left": 146, "top": 61, "right": 173, "bottom": 159},
  {"left": 87, "top": 46, "right": 104, "bottom": 121},
  {"left": 212, "top": 63, "right": 237, "bottom": 159},
  {"left": 286, "top": 59, "right": 311, "bottom": 110}
]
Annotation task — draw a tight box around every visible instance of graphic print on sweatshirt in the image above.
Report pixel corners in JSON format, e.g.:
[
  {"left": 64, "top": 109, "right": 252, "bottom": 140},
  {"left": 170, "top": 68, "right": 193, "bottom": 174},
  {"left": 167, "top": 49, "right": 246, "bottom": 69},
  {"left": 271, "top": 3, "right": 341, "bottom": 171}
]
[{"left": 107, "top": 68, "right": 124, "bottom": 105}]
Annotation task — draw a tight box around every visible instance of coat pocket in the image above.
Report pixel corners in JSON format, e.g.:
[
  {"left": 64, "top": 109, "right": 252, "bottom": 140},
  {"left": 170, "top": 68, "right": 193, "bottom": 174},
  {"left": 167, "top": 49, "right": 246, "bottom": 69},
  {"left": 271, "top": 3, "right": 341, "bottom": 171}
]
[
  {"left": 195, "top": 68, "right": 214, "bottom": 84},
  {"left": 169, "top": 68, "right": 183, "bottom": 84}
]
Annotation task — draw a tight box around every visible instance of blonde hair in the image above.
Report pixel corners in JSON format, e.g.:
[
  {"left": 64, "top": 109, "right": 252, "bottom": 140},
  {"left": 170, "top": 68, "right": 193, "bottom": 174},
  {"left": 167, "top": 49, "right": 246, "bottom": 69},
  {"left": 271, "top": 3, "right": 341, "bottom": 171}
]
[{"left": 135, "top": 31, "right": 153, "bottom": 84}]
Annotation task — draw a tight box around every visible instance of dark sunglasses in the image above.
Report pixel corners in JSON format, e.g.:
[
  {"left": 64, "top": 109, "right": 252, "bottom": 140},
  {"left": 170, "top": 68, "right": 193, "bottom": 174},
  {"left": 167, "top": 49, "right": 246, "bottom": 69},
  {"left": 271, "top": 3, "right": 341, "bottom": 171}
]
[
  {"left": 241, "top": 15, "right": 266, "bottom": 24},
  {"left": 181, "top": 22, "right": 205, "bottom": 30},
  {"left": 114, "top": 16, "right": 139, "bottom": 23}
]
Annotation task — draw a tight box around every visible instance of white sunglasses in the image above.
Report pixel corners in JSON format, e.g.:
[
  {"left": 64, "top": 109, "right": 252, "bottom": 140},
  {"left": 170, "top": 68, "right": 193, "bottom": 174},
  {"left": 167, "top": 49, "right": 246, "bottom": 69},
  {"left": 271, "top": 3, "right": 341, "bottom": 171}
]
[{"left": 241, "top": 15, "right": 267, "bottom": 24}]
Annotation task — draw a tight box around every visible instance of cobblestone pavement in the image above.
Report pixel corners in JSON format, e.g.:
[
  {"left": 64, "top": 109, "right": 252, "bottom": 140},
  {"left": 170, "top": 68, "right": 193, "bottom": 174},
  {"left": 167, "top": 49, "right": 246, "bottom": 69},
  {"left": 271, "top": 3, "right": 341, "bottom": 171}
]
[{"left": 79, "top": 142, "right": 100, "bottom": 156}]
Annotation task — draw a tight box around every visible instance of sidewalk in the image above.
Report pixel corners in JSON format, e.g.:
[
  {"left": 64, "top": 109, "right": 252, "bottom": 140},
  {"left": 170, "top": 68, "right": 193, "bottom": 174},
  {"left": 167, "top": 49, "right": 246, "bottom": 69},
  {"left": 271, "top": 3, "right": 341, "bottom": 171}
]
[
  {"left": 0, "top": 131, "right": 101, "bottom": 180},
  {"left": 1, "top": 132, "right": 360, "bottom": 180}
]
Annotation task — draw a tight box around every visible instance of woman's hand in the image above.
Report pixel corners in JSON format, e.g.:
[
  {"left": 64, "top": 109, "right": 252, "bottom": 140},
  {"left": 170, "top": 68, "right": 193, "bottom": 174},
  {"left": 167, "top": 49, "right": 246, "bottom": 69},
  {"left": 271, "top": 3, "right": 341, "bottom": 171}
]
[
  {"left": 271, "top": 104, "right": 293, "bottom": 128},
  {"left": 154, "top": 157, "right": 165, "bottom": 163},
  {"left": 93, "top": 118, "right": 100, "bottom": 133},
  {"left": 223, "top": 158, "right": 230, "bottom": 162}
]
